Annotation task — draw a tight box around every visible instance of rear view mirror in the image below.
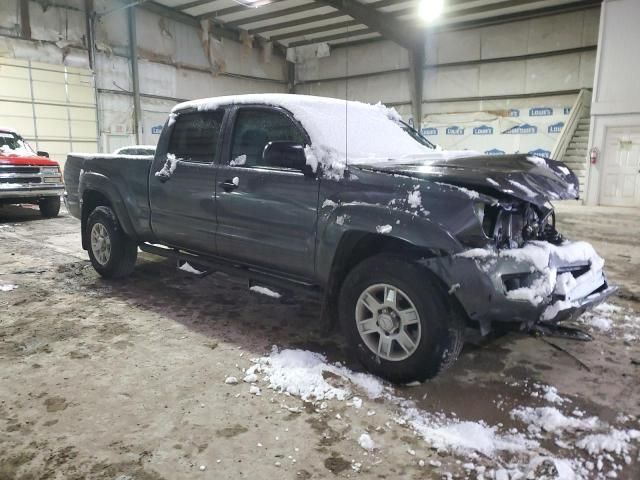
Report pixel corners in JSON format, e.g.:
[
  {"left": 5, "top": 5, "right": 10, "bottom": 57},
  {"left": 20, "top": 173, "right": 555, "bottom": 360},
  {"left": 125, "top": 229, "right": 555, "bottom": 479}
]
[
  {"left": 262, "top": 141, "right": 313, "bottom": 175},
  {"left": 37, "top": 150, "right": 49, "bottom": 158}
]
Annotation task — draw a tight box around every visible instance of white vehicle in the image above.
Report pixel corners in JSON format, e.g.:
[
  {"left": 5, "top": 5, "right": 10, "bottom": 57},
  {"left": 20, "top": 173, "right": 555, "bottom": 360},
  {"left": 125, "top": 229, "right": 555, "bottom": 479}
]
[{"left": 113, "top": 145, "right": 156, "bottom": 156}]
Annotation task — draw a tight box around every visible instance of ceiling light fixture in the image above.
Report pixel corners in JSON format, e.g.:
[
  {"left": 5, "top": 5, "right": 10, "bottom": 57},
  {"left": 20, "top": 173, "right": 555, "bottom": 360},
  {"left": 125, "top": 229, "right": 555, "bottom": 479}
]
[
  {"left": 231, "top": 0, "right": 273, "bottom": 8},
  {"left": 418, "top": 0, "right": 444, "bottom": 23}
]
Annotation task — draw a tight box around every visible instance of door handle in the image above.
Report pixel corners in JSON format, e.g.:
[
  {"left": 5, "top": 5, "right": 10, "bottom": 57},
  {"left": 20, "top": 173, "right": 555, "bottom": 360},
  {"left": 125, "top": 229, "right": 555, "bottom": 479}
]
[
  {"left": 156, "top": 172, "right": 170, "bottom": 183},
  {"left": 221, "top": 179, "right": 238, "bottom": 192}
]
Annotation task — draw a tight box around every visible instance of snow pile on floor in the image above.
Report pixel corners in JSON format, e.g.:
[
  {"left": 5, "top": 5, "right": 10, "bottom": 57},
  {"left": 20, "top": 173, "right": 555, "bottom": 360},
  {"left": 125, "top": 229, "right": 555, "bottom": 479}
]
[
  {"left": 254, "top": 348, "right": 386, "bottom": 402},
  {"left": 578, "top": 303, "right": 620, "bottom": 332},
  {"left": 249, "top": 286, "right": 281, "bottom": 299},
  {"left": 511, "top": 406, "right": 600, "bottom": 435},
  {"left": 245, "top": 347, "right": 640, "bottom": 479},
  {"left": 402, "top": 407, "right": 536, "bottom": 456},
  {"left": 358, "top": 433, "right": 376, "bottom": 451},
  {"left": 578, "top": 303, "right": 640, "bottom": 343}
]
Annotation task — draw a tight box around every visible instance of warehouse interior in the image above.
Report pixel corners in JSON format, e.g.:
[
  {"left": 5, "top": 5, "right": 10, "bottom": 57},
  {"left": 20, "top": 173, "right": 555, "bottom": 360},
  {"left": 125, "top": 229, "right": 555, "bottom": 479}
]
[
  {"left": 1, "top": 0, "right": 638, "bottom": 205},
  {"left": 1, "top": 1, "right": 639, "bottom": 479}
]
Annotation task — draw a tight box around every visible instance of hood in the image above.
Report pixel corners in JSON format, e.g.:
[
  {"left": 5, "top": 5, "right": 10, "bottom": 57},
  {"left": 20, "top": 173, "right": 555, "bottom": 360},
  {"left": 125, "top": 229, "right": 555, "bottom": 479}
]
[
  {"left": 0, "top": 153, "right": 59, "bottom": 167},
  {"left": 353, "top": 153, "right": 579, "bottom": 206}
]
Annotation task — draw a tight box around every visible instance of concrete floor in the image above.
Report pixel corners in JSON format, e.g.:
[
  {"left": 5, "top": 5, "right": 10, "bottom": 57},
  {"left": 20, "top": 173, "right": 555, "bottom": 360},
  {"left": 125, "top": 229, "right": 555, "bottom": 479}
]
[{"left": 0, "top": 202, "right": 638, "bottom": 479}]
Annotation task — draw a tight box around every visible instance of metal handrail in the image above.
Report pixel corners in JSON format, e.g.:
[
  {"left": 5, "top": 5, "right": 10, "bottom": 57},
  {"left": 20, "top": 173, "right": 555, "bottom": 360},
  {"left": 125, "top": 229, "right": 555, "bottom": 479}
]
[{"left": 550, "top": 88, "right": 592, "bottom": 161}]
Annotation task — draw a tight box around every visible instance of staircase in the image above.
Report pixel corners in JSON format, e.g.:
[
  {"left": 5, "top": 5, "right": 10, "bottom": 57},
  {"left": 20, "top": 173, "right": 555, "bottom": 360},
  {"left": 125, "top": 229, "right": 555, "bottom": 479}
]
[
  {"left": 561, "top": 107, "right": 590, "bottom": 193},
  {"left": 551, "top": 89, "right": 592, "bottom": 196}
]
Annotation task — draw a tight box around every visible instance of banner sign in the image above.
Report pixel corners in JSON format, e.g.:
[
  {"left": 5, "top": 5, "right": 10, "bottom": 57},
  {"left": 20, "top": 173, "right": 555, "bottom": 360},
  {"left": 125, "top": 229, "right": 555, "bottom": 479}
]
[
  {"left": 473, "top": 125, "right": 494, "bottom": 135},
  {"left": 529, "top": 148, "right": 551, "bottom": 158},
  {"left": 485, "top": 148, "right": 506, "bottom": 155},
  {"left": 529, "top": 107, "right": 553, "bottom": 117},
  {"left": 548, "top": 122, "right": 564, "bottom": 134},
  {"left": 504, "top": 123, "right": 537, "bottom": 134},
  {"left": 446, "top": 126, "right": 464, "bottom": 135}
]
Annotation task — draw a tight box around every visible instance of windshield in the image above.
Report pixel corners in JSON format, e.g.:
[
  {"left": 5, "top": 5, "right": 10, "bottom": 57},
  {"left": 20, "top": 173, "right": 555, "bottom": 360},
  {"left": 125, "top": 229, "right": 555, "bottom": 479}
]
[{"left": 0, "top": 132, "right": 36, "bottom": 156}]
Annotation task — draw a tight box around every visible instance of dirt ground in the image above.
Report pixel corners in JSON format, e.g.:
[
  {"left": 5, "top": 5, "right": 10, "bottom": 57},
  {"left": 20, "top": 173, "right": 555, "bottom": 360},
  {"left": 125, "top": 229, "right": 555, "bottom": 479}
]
[{"left": 0, "top": 202, "right": 639, "bottom": 480}]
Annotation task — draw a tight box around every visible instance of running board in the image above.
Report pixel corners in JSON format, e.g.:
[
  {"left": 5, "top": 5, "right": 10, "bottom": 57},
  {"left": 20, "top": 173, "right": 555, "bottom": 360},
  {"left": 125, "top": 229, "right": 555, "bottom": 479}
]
[{"left": 139, "top": 243, "right": 321, "bottom": 297}]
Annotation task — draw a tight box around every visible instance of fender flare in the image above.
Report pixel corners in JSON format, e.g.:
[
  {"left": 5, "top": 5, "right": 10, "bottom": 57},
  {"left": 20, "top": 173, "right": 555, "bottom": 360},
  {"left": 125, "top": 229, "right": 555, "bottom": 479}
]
[
  {"left": 316, "top": 203, "right": 463, "bottom": 281},
  {"left": 79, "top": 171, "right": 137, "bottom": 248},
  {"left": 315, "top": 203, "right": 464, "bottom": 329}
]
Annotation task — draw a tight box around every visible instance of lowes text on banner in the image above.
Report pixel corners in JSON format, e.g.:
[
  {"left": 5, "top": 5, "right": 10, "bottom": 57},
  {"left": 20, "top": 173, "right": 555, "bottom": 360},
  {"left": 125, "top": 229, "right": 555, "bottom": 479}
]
[
  {"left": 473, "top": 125, "right": 494, "bottom": 135},
  {"left": 446, "top": 126, "right": 464, "bottom": 135}
]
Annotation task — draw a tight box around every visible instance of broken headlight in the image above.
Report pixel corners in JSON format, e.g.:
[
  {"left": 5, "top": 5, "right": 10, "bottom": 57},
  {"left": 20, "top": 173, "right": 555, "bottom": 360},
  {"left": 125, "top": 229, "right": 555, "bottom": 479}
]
[{"left": 481, "top": 203, "right": 562, "bottom": 248}]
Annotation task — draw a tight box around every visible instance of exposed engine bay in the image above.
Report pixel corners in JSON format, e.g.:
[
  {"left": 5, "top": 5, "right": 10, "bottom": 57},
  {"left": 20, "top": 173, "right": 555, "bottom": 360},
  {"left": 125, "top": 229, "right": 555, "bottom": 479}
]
[{"left": 480, "top": 201, "right": 564, "bottom": 249}]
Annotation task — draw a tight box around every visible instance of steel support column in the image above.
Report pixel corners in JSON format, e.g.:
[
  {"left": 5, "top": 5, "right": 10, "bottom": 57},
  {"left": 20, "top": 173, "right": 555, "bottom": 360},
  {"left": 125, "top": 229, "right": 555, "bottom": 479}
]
[
  {"left": 409, "top": 42, "right": 425, "bottom": 130},
  {"left": 127, "top": 7, "right": 142, "bottom": 144}
]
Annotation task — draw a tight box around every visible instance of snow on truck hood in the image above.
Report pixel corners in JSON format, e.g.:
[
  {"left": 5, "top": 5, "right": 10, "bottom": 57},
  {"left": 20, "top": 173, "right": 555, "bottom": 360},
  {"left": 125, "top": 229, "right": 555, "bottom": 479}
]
[{"left": 355, "top": 153, "right": 580, "bottom": 206}]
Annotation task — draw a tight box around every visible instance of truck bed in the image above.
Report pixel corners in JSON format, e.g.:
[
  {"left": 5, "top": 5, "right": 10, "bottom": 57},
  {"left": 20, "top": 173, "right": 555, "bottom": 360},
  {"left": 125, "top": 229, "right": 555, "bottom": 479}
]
[{"left": 64, "top": 153, "right": 154, "bottom": 236}]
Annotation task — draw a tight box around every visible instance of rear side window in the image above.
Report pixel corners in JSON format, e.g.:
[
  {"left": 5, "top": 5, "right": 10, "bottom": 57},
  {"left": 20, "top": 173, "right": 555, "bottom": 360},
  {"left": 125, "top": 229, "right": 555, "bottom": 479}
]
[
  {"left": 168, "top": 110, "right": 224, "bottom": 163},
  {"left": 230, "top": 108, "right": 305, "bottom": 168}
]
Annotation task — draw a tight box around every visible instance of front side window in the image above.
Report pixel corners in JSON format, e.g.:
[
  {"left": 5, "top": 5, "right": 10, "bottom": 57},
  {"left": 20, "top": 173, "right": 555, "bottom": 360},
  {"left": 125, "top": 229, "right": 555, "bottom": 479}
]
[
  {"left": 168, "top": 110, "right": 224, "bottom": 163},
  {"left": 230, "top": 108, "right": 305, "bottom": 168}
]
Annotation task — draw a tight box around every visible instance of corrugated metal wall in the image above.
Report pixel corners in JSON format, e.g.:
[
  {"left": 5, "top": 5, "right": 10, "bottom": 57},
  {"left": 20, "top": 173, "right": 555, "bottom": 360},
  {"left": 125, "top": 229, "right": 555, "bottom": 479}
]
[{"left": 0, "top": 57, "right": 98, "bottom": 167}]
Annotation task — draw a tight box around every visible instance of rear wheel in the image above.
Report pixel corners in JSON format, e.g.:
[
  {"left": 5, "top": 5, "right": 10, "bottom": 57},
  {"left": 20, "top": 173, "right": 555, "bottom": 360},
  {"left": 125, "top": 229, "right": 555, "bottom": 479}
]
[
  {"left": 339, "top": 254, "right": 465, "bottom": 383},
  {"left": 39, "top": 196, "right": 60, "bottom": 218},
  {"left": 87, "top": 206, "right": 137, "bottom": 278}
]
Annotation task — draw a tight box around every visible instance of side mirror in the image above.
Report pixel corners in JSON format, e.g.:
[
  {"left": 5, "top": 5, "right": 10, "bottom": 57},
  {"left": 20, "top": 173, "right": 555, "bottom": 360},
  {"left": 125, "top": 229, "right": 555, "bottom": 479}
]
[
  {"left": 37, "top": 150, "right": 49, "bottom": 158},
  {"left": 262, "top": 141, "right": 313, "bottom": 175}
]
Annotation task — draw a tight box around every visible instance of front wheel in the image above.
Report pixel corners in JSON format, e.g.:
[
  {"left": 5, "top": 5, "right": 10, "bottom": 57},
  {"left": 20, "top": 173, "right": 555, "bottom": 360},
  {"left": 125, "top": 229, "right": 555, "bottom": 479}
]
[
  {"left": 39, "top": 196, "right": 60, "bottom": 218},
  {"left": 339, "top": 254, "right": 465, "bottom": 383},
  {"left": 86, "top": 206, "right": 137, "bottom": 278}
]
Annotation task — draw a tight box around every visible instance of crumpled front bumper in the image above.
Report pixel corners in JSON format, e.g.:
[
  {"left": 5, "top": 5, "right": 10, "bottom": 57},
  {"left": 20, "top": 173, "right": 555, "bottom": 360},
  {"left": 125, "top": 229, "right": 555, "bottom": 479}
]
[{"left": 420, "top": 241, "right": 616, "bottom": 335}]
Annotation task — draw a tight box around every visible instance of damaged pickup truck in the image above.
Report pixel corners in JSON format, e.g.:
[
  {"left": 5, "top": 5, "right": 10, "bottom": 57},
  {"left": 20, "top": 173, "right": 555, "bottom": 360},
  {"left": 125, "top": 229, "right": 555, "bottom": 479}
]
[{"left": 63, "top": 94, "right": 615, "bottom": 382}]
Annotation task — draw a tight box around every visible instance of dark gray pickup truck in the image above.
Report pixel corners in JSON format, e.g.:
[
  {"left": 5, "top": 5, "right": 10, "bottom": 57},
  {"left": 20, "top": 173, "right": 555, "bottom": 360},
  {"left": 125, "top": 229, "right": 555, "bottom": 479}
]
[{"left": 64, "top": 94, "right": 614, "bottom": 382}]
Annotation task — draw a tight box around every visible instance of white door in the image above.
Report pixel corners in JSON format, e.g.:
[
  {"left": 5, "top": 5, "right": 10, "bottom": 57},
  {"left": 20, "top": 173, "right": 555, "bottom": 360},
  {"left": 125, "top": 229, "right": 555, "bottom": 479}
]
[{"left": 599, "top": 127, "right": 640, "bottom": 206}]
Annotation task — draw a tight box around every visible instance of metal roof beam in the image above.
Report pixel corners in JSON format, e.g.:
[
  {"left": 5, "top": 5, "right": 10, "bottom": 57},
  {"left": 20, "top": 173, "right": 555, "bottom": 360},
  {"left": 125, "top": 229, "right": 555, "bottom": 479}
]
[
  {"left": 175, "top": 0, "right": 215, "bottom": 10},
  {"left": 288, "top": 27, "right": 376, "bottom": 47},
  {"left": 271, "top": 19, "right": 359, "bottom": 41},
  {"left": 249, "top": 0, "right": 398, "bottom": 35},
  {"left": 313, "top": 0, "right": 421, "bottom": 50},
  {"left": 193, "top": 0, "right": 288, "bottom": 18},
  {"left": 251, "top": 11, "right": 347, "bottom": 34},
  {"left": 423, "top": 0, "right": 602, "bottom": 32},
  {"left": 200, "top": 1, "right": 316, "bottom": 23},
  {"left": 390, "top": 0, "right": 570, "bottom": 22}
]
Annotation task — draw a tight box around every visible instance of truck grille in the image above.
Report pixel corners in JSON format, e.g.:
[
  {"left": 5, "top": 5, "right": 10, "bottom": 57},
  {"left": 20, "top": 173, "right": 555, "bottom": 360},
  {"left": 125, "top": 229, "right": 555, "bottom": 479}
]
[
  {"left": 0, "top": 177, "right": 41, "bottom": 184},
  {"left": 0, "top": 166, "right": 40, "bottom": 174},
  {"left": 0, "top": 165, "right": 61, "bottom": 188}
]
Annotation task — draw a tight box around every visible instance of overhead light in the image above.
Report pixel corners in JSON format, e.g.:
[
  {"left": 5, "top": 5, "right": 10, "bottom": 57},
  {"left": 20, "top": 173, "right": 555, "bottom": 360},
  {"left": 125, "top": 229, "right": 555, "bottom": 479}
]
[
  {"left": 231, "top": 0, "right": 273, "bottom": 7},
  {"left": 418, "top": 0, "right": 444, "bottom": 23}
]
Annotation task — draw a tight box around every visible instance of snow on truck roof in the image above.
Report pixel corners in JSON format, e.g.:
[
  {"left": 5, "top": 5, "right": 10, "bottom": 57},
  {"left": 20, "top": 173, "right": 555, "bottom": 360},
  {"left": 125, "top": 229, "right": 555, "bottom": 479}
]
[{"left": 172, "top": 94, "right": 432, "bottom": 160}]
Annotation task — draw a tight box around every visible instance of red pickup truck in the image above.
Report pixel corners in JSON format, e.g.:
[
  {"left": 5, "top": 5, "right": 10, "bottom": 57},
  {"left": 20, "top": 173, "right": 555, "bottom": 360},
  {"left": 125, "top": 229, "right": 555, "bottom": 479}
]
[{"left": 0, "top": 127, "right": 64, "bottom": 217}]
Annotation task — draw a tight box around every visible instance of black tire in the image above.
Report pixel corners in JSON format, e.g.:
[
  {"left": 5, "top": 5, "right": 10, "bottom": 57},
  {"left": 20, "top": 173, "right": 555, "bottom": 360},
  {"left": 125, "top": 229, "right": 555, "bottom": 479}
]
[
  {"left": 86, "top": 206, "right": 138, "bottom": 278},
  {"left": 39, "top": 196, "right": 61, "bottom": 218},
  {"left": 339, "top": 254, "right": 465, "bottom": 383}
]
